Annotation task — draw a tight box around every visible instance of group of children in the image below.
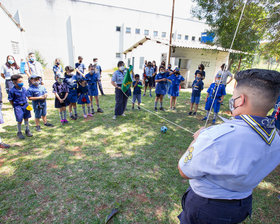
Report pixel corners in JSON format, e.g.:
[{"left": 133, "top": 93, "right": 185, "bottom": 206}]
[{"left": 5, "top": 55, "right": 104, "bottom": 140}]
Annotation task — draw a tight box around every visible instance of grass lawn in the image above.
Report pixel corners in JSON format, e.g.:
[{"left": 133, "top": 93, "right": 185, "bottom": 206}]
[{"left": 0, "top": 91, "right": 279, "bottom": 223}]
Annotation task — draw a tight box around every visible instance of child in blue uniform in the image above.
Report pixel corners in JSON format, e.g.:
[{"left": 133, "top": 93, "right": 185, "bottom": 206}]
[
  {"left": 8, "top": 75, "right": 33, "bottom": 139},
  {"left": 77, "top": 79, "right": 92, "bottom": 118},
  {"left": 167, "top": 68, "right": 185, "bottom": 110},
  {"left": 64, "top": 66, "right": 78, "bottom": 120},
  {"left": 189, "top": 72, "right": 204, "bottom": 116},
  {"left": 132, "top": 74, "right": 142, "bottom": 110},
  {"left": 53, "top": 58, "right": 63, "bottom": 80},
  {"left": 53, "top": 73, "right": 69, "bottom": 124},
  {"left": 154, "top": 66, "right": 167, "bottom": 111},
  {"left": 27, "top": 74, "right": 53, "bottom": 132},
  {"left": 202, "top": 74, "right": 226, "bottom": 124},
  {"left": 75, "top": 56, "right": 86, "bottom": 83},
  {"left": 85, "top": 64, "right": 103, "bottom": 114}
]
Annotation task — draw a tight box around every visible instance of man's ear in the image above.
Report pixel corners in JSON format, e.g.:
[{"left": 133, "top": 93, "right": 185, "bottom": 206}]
[{"left": 236, "top": 94, "right": 246, "bottom": 107}]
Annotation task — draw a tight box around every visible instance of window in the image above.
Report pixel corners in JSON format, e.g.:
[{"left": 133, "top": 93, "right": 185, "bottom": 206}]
[
  {"left": 162, "top": 32, "right": 166, "bottom": 38},
  {"left": 126, "top": 27, "right": 131, "bottom": 34},
  {"left": 144, "top": 30, "right": 149, "bottom": 36},
  {"left": 11, "top": 41, "right": 20, "bottom": 54},
  {"left": 135, "top": 28, "right": 140, "bottom": 34},
  {"left": 139, "top": 57, "right": 144, "bottom": 69},
  {"left": 192, "top": 36, "right": 195, "bottom": 41},
  {"left": 153, "top": 31, "right": 158, "bottom": 37},
  {"left": 116, "top": 26, "right": 121, "bottom": 32},
  {"left": 185, "top": 35, "right": 189, "bottom": 40},
  {"left": 116, "top": 53, "right": 121, "bottom": 58},
  {"left": 178, "top": 34, "right": 182, "bottom": 40}
]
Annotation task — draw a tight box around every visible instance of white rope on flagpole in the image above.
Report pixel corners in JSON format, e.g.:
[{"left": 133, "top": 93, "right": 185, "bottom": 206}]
[{"left": 204, "top": 0, "right": 248, "bottom": 127}]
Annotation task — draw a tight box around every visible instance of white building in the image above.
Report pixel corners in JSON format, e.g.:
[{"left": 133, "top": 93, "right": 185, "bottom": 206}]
[
  {"left": 124, "top": 37, "right": 231, "bottom": 87},
  {"left": 0, "top": 0, "right": 209, "bottom": 71}
]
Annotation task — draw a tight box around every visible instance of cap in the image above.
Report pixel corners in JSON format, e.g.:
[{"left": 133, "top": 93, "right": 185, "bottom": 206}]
[{"left": 30, "top": 74, "right": 41, "bottom": 79}]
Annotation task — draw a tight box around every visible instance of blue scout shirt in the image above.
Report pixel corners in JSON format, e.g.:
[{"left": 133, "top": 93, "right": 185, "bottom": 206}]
[
  {"left": 27, "top": 85, "right": 47, "bottom": 106},
  {"left": 155, "top": 73, "right": 167, "bottom": 95},
  {"left": 167, "top": 74, "right": 185, "bottom": 96},
  {"left": 53, "top": 65, "right": 63, "bottom": 76},
  {"left": 95, "top": 65, "right": 102, "bottom": 79},
  {"left": 112, "top": 70, "right": 125, "bottom": 85},
  {"left": 85, "top": 72, "right": 98, "bottom": 86},
  {"left": 145, "top": 67, "right": 154, "bottom": 77},
  {"left": 207, "top": 82, "right": 226, "bottom": 100},
  {"left": 75, "top": 63, "right": 86, "bottom": 81},
  {"left": 8, "top": 86, "right": 28, "bottom": 106},
  {"left": 179, "top": 115, "right": 280, "bottom": 200},
  {"left": 133, "top": 81, "right": 142, "bottom": 95},
  {"left": 64, "top": 74, "right": 78, "bottom": 90},
  {"left": 53, "top": 82, "right": 69, "bottom": 95},
  {"left": 192, "top": 79, "right": 204, "bottom": 97},
  {"left": 77, "top": 85, "right": 89, "bottom": 95}
]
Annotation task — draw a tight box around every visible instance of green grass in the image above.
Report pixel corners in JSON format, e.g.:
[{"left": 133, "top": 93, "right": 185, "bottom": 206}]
[{"left": 0, "top": 91, "right": 279, "bottom": 223}]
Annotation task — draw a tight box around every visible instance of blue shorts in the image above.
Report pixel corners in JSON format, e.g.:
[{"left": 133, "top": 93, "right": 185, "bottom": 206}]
[
  {"left": 14, "top": 104, "right": 31, "bottom": 122},
  {"left": 88, "top": 86, "right": 98, "bottom": 96},
  {"left": 67, "top": 89, "right": 78, "bottom": 103},
  {"left": 205, "top": 98, "right": 221, "bottom": 113},
  {"left": 132, "top": 94, "right": 141, "bottom": 104},
  {"left": 191, "top": 96, "right": 200, "bottom": 104},
  {"left": 33, "top": 103, "right": 47, "bottom": 119}
]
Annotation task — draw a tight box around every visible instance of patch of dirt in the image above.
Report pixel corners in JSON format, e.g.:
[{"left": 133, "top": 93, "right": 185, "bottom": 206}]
[{"left": 48, "top": 163, "right": 58, "bottom": 169}]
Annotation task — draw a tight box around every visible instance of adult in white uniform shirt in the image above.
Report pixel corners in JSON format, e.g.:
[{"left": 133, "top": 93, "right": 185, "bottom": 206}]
[
  {"left": 178, "top": 69, "right": 280, "bottom": 224},
  {"left": 24, "top": 52, "right": 44, "bottom": 85},
  {"left": 216, "top": 63, "right": 233, "bottom": 86}
]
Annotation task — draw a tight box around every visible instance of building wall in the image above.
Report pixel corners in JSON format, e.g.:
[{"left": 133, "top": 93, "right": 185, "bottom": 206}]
[
  {"left": 0, "top": 7, "right": 25, "bottom": 75},
  {"left": 1, "top": 0, "right": 209, "bottom": 71}
]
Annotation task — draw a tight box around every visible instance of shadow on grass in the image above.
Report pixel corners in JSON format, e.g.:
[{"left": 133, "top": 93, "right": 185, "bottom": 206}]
[{"left": 0, "top": 92, "right": 279, "bottom": 223}]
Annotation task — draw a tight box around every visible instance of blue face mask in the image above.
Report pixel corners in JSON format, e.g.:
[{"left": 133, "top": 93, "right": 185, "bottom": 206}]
[
  {"left": 30, "top": 58, "right": 35, "bottom": 62},
  {"left": 17, "top": 82, "right": 24, "bottom": 88},
  {"left": 160, "top": 71, "right": 165, "bottom": 74},
  {"left": 8, "top": 60, "right": 14, "bottom": 64}
]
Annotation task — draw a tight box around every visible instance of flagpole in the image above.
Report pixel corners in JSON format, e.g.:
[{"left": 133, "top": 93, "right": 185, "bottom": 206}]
[{"left": 168, "top": 0, "right": 175, "bottom": 65}]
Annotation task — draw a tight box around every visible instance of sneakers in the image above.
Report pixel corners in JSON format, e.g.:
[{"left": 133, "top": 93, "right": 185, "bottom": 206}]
[
  {"left": 64, "top": 119, "right": 69, "bottom": 124},
  {"left": 0, "top": 142, "right": 10, "bottom": 149},
  {"left": 201, "top": 116, "right": 207, "bottom": 121},
  {"left": 193, "top": 112, "right": 197, "bottom": 116},
  {"left": 70, "top": 115, "right": 76, "bottom": 120},
  {"left": 35, "top": 126, "right": 42, "bottom": 132},
  {"left": 113, "top": 115, "right": 117, "bottom": 120},
  {"left": 60, "top": 119, "right": 64, "bottom": 125},
  {"left": 87, "top": 113, "right": 93, "bottom": 117},
  {"left": 149, "top": 94, "right": 152, "bottom": 97},
  {"left": 97, "top": 108, "right": 103, "bottom": 113},
  {"left": 25, "top": 129, "right": 33, "bottom": 137},
  {"left": 17, "top": 132, "right": 25, "bottom": 139},
  {"left": 155, "top": 107, "right": 158, "bottom": 111},
  {"left": 159, "top": 107, "right": 165, "bottom": 111},
  {"left": 188, "top": 112, "right": 192, "bottom": 115},
  {"left": 132, "top": 106, "right": 134, "bottom": 110},
  {"left": 212, "top": 119, "right": 216, "bottom": 125},
  {"left": 91, "top": 109, "right": 95, "bottom": 114},
  {"left": 122, "top": 113, "right": 126, "bottom": 117},
  {"left": 138, "top": 106, "right": 141, "bottom": 110},
  {"left": 44, "top": 122, "right": 54, "bottom": 127},
  {"left": 83, "top": 114, "right": 87, "bottom": 119},
  {"left": 74, "top": 114, "right": 78, "bottom": 119},
  {"left": 143, "top": 93, "right": 146, "bottom": 97}
]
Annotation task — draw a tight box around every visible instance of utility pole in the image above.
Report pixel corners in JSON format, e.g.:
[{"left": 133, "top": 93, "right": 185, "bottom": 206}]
[{"left": 168, "top": 0, "right": 175, "bottom": 65}]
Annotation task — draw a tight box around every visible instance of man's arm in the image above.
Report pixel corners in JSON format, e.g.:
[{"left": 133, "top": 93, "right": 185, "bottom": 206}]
[{"left": 227, "top": 76, "right": 233, "bottom": 85}]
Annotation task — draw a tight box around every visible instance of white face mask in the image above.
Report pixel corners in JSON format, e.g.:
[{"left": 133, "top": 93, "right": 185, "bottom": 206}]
[
  {"left": 94, "top": 62, "right": 98, "bottom": 65},
  {"left": 119, "top": 66, "right": 125, "bottom": 71}
]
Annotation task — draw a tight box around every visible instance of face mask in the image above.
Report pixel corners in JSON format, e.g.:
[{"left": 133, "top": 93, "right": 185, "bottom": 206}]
[
  {"left": 17, "top": 82, "right": 24, "bottom": 88},
  {"left": 34, "top": 81, "right": 40, "bottom": 86},
  {"left": 160, "top": 71, "right": 165, "bottom": 74},
  {"left": 119, "top": 66, "right": 125, "bottom": 71},
  {"left": 8, "top": 60, "right": 14, "bottom": 64},
  {"left": 56, "top": 62, "right": 60, "bottom": 65},
  {"left": 168, "top": 67, "right": 171, "bottom": 69},
  {"left": 215, "top": 79, "right": 221, "bottom": 83},
  {"left": 90, "top": 70, "right": 94, "bottom": 74},
  {"left": 94, "top": 62, "right": 98, "bottom": 65},
  {"left": 30, "top": 58, "right": 35, "bottom": 62},
  {"left": 229, "top": 96, "right": 241, "bottom": 112}
]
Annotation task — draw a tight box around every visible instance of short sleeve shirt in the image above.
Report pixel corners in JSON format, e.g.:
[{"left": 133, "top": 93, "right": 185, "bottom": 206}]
[
  {"left": 1, "top": 64, "right": 19, "bottom": 80},
  {"left": 27, "top": 85, "right": 47, "bottom": 104},
  {"left": 216, "top": 70, "right": 232, "bottom": 85},
  {"left": 207, "top": 83, "right": 226, "bottom": 100},
  {"left": 53, "top": 82, "right": 69, "bottom": 94},
  {"left": 8, "top": 86, "right": 28, "bottom": 106},
  {"left": 112, "top": 70, "right": 125, "bottom": 84},
  {"left": 145, "top": 67, "right": 154, "bottom": 77},
  {"left": 192, "top": 79, "right": 204, "bottom": 97},
  {"left": 179, "top": 117, "right": 280, "bottom": 199},
  {"left": 133, "top": 81, "right": 142, "bottom": 95}
]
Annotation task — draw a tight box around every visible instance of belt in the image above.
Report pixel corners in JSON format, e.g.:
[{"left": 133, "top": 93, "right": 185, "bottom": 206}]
[
  {"left": 208, "top": 195, "right": 252, "bottom": 204},
  {"left": 16, "top": 103, "right": 26, "bottom": 106},
  {"left": 70, "top": 88, "right": 76, "bottom": 90}
]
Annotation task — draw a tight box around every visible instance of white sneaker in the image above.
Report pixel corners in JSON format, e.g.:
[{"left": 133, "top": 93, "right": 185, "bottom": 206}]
[
  {"left": 122, "top": 113, "right": 126, "bottom": 116},
  {"left": 113, "top": 115, "right": 117, "bottom": 120}
]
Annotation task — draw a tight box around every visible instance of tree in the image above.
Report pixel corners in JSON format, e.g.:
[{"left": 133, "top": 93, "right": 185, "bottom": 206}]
[{"left": 191, "top": 0, "right": 274, "bottom": 72}]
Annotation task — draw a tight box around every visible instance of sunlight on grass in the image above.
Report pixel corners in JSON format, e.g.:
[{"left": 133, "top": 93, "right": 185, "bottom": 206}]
[{"left": 258, "top": 180, "right": 280, "bottom": 194}]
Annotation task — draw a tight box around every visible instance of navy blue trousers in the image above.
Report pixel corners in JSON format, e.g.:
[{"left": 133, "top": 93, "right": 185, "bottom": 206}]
[
  {"left": 114, "top": 87, "right": 128, "bottom": 116},
  {"left": 178, "top": 188, "right": 252, "bottom": 224}
]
